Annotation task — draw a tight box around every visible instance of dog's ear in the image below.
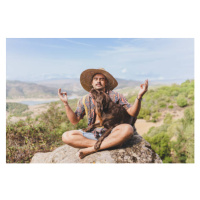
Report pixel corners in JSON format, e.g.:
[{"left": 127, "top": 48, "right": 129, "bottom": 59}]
[{"left": 102, "top": 93, "right": 110, "bottom": 110}]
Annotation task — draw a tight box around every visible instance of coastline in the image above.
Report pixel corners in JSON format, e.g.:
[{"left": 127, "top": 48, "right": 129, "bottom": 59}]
[
  {"left": 6, "top": 96, "right": 80, "bottom": 103},
  {"left": 6, "top": 98, "right": 59, "bottom": 103}
]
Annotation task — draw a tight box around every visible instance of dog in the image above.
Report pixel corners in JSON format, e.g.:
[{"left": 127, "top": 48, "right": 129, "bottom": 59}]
[{"left": 82, "top": 89, "right": 136, "bottom": 150}]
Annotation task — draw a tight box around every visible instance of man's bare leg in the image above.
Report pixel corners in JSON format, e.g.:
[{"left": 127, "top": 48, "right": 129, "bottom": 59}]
[
  {"left": 62, "top": 130, "right": 96, "bottom": 148},
  {"left": 78, "top": 124, "right": 133, "bottom": 159}
]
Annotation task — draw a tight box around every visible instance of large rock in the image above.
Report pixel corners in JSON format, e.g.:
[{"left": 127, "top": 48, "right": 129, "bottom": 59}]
[{"left": 31, "top": 130, "right": 162, "bottom": 163}]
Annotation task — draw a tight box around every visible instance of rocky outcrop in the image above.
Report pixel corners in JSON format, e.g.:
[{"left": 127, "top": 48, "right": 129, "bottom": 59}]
[{"left": 31, "top": 130, "right": 162, "bottom": 163}]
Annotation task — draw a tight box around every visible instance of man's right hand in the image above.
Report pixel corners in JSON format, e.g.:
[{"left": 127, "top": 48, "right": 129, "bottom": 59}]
[{"left": 58, "top": 88, "right": 68, "bottom": 106}]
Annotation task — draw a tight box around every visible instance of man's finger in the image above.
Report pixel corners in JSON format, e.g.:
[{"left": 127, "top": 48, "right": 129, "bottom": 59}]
[
  {"left": 60, "top": 92, "right": 67, "bottom": 95},
  {"left": 58, "top": 88, "right": 61, "bottom": 94}
]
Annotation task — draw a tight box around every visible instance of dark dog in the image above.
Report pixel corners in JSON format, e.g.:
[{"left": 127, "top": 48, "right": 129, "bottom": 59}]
[{"left": 83, "top": 89, "right": 136, "bottom": 150}]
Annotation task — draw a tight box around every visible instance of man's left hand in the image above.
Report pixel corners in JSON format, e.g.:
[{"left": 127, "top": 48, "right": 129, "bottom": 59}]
[{"left": 138, "top": 79, "right": 148, "bottom": 99}]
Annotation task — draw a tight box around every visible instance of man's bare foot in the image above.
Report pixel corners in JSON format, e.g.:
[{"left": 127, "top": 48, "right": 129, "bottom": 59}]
[{"left": 77, "top": 147, "right": 97, "bottom": 159}]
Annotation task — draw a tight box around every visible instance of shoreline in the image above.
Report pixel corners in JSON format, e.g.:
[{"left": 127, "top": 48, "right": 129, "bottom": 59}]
[
  {"left": 6, "top": 96, "right": 79, "bottom": 103},
  {"left": 6, "top": 98, "right": 59, "bottom": 102}
]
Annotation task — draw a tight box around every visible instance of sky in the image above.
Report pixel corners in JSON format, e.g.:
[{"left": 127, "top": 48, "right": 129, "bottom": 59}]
[{"left": 6, "top": 38, "right": 194, "bottom": 83}]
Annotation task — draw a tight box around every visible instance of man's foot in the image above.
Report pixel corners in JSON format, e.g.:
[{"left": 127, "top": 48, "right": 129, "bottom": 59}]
[{"left": 77, "top": 147, "right": 96, "bottom": 159}]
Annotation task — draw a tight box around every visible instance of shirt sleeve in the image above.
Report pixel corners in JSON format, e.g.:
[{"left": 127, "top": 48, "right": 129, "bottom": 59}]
[
  {"left": 118, "top": 93, "right": 132, "bottom": 110},
  {"left": 74, "top": 97, "right": 85, "bottom": 119}
]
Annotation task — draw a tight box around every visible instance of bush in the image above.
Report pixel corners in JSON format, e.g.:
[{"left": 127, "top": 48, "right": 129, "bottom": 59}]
[
  {"left": 151, "top": 112, "right": 161, "bottom": 122},
  {"left": 164, "top": 113, "right": 172, "bottom": 124},
  {"left": 177, "top": 96, "right": 188, "bottom": 107},
  {"left": 159, "top": 102, "right": 167, "bottom": 108},
  {"left": 6, "top": 102, "right": 29, "bottom": 116},
  {"left": 137, "top": 107, "right": 151, "bottom": 119},
  {"left": 144, "top": 132, "right": 171, "bottom": 160}
]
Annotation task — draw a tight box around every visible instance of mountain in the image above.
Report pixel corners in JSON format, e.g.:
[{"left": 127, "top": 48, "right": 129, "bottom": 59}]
[
  {"left": 6, "top": 80, "right": 73, "bottom": 99},
  {"left": 7, "top": 78, "right": 170, "bottom": 99},
  {"left": 36, "top": 78, "right": 142, "bottom": 92}
]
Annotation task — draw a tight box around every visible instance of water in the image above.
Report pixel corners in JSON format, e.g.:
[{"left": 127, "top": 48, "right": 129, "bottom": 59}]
[
  {"left": 17, "top": 96, "right": 77, "bottom": 106},
  {"left": 18, "top": 100, "right": 59, "bottom": 106}
]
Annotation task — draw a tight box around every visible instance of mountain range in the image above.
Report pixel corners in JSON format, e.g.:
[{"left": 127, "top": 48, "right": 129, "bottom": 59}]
[{"left": 6, "top": 78, "right": 169, "bottom": 99}]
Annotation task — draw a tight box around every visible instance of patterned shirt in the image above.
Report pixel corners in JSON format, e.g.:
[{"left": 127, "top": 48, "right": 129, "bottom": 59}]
[{"left": 75, "top": 90, "right": 132, "bottom": 139}]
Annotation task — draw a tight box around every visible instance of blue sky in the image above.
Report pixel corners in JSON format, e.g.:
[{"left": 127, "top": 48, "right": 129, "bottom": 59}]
[{"left": 6, "top": 38, "right": 194, "bottom": 82}]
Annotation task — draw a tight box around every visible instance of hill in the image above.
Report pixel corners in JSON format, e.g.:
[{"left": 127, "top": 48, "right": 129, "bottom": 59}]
[
  {"left": 36, "top": 78, "right": 143, "bottom": 96},
  {"left": 7, "top": 78, "right": 174, "bottom": 100},
  {"left": 6, "top": 80, "right": 72, "bottom": 99}
]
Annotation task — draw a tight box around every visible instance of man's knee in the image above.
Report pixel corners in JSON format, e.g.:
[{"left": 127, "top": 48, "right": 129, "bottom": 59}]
[
  {"left": 112, "top": 124, "right": 133, "bottom": 137},
  {"left": 62, "top": 130, "right": 80, "bottom": 145},
  {"left": 121, "top": 124, "right": 134, "bottom": 138},
  {"left": 62, "top": 131, "right": 70, "bottom": 144}
]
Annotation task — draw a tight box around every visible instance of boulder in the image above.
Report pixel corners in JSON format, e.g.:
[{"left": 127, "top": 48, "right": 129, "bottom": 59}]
[{"left": 31, "top": 130, "right": 162, "bottom": 163}]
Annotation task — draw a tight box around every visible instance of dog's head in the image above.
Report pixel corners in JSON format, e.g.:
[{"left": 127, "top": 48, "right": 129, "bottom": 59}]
[{"left": 91, "top": 89, "right": 110, "bottom": 112}]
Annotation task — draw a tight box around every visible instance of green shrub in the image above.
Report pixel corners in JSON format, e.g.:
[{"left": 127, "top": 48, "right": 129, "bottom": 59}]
[
  {"left": 177, "top": 96, "right": 188, "bottom": 107},
  {"left": 159, "top": 102, "right": 167, "bottom": 108},
  {"left": 164, "top": 113, "right": 172, "bottom": 124},
  {"left": 144, "top": 132, "right": 171, "bottom": 160},
  {"left": 151, "top": 112, "right": 161, "bottom": 122},
  {"left": 144, "top": 115, "right": 150, "bottom": 121},
  {"left": 137, "top": 107, "right": 151, "bottom": 119},
  {"left": 6, "top": 102, "right": 29, "bottom": 116}
]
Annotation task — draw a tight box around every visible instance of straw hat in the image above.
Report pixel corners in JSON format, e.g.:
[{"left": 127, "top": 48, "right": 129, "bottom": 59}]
[{"left": 80, "top": 68, "right": 118, "bottom": 92}]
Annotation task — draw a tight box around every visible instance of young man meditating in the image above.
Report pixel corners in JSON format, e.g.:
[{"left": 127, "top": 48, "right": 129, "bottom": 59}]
[{"left": 58, "top": 68, "right": 148, "bottom": 159}]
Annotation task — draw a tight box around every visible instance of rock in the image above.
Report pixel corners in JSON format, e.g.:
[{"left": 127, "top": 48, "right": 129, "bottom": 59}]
[{"left": 31, "top": 130, "right": 162, "bottom": 163}]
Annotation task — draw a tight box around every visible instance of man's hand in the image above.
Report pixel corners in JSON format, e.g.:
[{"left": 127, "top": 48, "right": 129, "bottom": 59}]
[
  {"left": 138, "top": 79, "right": 148, "bottom": 99},
  {"left": 58, "top": 88, "right": 68, "bottom": 105}
]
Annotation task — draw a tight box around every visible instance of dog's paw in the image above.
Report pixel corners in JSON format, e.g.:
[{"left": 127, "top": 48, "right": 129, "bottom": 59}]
[{"left": 82, "top": 127, "right": 90, "bottom": 132}]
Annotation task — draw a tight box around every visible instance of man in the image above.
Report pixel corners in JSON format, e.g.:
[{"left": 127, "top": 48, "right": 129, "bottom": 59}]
[{"left": 58, "top": 68, "right": 148, "bottom": 159}]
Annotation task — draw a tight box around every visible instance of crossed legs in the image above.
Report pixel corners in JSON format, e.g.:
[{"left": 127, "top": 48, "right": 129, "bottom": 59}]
[{"left": 62, "top": 124, "right": 133, "bottom": 159}]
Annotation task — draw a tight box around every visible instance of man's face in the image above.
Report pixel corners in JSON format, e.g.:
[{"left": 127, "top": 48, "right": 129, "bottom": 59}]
[{"left": 91, "top": 74, "right": 107, "bottom": 91}]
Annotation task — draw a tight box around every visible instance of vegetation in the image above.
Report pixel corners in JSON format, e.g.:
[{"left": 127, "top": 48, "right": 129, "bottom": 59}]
[
  {"left": 6, "top": 102, "right": 32, "bottom": 117},
  {"left": 144, "top": 106, "right": 194, "bottom": 163},
  {"left": 6, "top": 80, "right": 194, "bottom": 163},
  {"left": 6, "top": 100, "right": 88, "bottom": 163},
  {"left": 128, "top": 79, "right": 194, "bottom": 122}
]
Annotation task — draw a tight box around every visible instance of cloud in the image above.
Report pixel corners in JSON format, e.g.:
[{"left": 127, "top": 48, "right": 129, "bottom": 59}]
[
  {"left": 121, "top": 68, "right": 127, "bottom": 73},
  {"left": 62, "top": 39, "right": 94, "bottom": 47}
]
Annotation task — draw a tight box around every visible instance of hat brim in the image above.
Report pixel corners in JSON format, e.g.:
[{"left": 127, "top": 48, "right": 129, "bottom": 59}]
[{"left": 80, "top": 69, "right": 118, "bottom": 92}]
